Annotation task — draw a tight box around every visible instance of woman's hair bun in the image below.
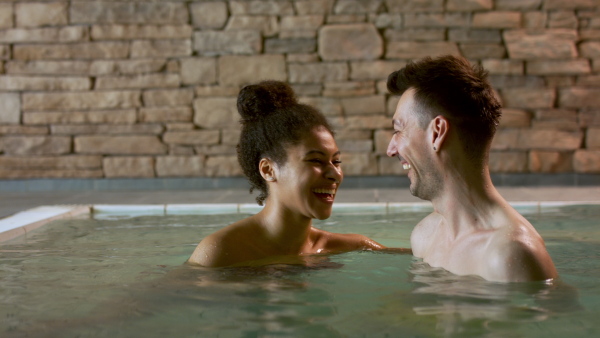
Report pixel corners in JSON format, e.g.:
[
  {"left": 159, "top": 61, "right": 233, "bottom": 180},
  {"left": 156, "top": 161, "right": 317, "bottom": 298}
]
[{"left": 237, "top": 80, "right": 298, "bottom": 121}]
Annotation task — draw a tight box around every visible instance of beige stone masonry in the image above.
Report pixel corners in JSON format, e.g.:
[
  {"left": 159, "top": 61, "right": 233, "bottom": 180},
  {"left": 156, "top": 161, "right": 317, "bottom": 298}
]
[
  {"left": 489, "top": 151, "right": 529, "bottom": 172},
  {"left": 3, "top": 136, "right": 71, "bottom": 155},
  {"left": 193, "top": 31, "right": 262, "bottom": 55},
  {"left": 499, "top": 109, "right": 532, "bottom": 128},
  {"left": 103, "top": 156, "right": 155, "bottom": 178},
  {"left": 500, "top": 88, "right": 556, "bottom": 109},
  {"left": 323, "top": 81, "right": 375, "bottom": 97},
  {"left": 0, "top": 27, "right": 88, "bottom": 43},
  {"left": 205, "top": 155, "right": 243, "bottom": 177},
  {"left": 289, "top": 62, "right": 348, "bottom": 83},
  {"left": 14, "top": 42, "right": 130, "bottom": 60},
  {"left": 70, "top": 2, "right": 188, "bottom": 24},
  {"left": 163, "top": 130, "right": 220, "bottom": 146},
  {"left": 0, "top": 168, "right": 103, "bottom": 179},
  {"left": 142, "top": 89, "right": 194, "bottom": 107},
  {"left": 341, "top": 96, "right": 385, "bottom": 115},
  {"left": 574, "top": 150, "right": 600, "bottom": 173},
  {"left": 350, "top": 61, "right": 408, "bottom": 80},
  {"left": 495, "top": 0, "right": 543, "bottom": 10},
  {"left": 218, "top": 55, "right": 286, "bottom": 86},
  {"left": 0, "top": 156, "right": 102, "bottom": 169},
  {"left": 0, "top": 4, "right": 12, "bottom": 29},
  {"left": 559, "top": 88, "right": 600, "bottom": 107},
  {"left": 51, "top": 124, "right": 163, "bottom": 135},
  {"left": 230, "top": 1, "right": 295, "bottom": 15},
  {"left": 95, "top": 74, "right": 180, "bottom": 90},
  {"left": 340, "top": 153, "right": 378, "bottom": 175},
  {"left": 0, "top": 93, "right": 21, "bottom": 124},
  {"left": 131, "top": 40, "right": 192, "bottom": 58},
  {"left": 138, "top": 107, "right": 193, "bottom": 123},
  {"left": 545, "top": 0, "right": 600, "bottom": 9},
  {"left": 527, "top": 59, "right": 591, "bottom": 75},
  {"left": 298, "top": 97, "right": 343, "bottom": 117},
  {"left": 155, "top": 156, "right": 205, "bottom": 177},
  {"left": 447, "top": 0, "right": 493, "bottom": 11},
  {"left": 504, "top": 29, "right": 578, "bottom": 59},
  {"left": 226, "top": 16, "right": 280, "bottom": 37},
  {"left": 24, "top": 110, "right": 137, "bottom": 125},
  {"left": 75, "top": 135, "right": 166, "bottom": 155},
  {"left": 22, "top": 91, "right": 140, "bottom": 111},
  {"left": 529, "top": 151, "right": 573, "bottom": 172},
  {"left": 0, "top": 125, "right": 48, "bottom": 135},
  {"left": 587, "top": 128, "right": 600, "bottom": 148},
  {"left": 318, "top": 24, "right": 383, "bottom": 61},
  {"left": 0, "top": 76, "right": 91, "bottom": 91},
  {"left": 473, "top": 12, "right": 522, "bottom": 28},
  {"left": 191, "top": 2, "right": 229, "bottom": 29},
  {"left": 193, "top": 97, "right": 238, "bottom": 128},
  {"left": 15, "top": 2, "right": 68, "bottom": 28},
  {"left": 386, "top": 41, "right": 460, "bottom": 59},
  {"left": 91, "top": 25, "right": 192, "bottom": 40}
]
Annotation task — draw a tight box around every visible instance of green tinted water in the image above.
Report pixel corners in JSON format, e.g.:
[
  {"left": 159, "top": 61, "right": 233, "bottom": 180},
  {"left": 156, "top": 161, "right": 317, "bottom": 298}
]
[{"left": 1, "top": 205, "right": 599, "bottom": 337}]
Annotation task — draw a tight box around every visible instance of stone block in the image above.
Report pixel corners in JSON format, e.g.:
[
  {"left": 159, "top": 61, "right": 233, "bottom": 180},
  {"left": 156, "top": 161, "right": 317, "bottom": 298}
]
[
  {"left": 3, "top": 136, "right": 71, "bottom": 155},
  {"left": 195, "top": 86, "right": 240, "bottom": 97},
  {"left": 323, "top": 81, "right": 375, "bottom": 97},
  {"left": 103, "top": 157, "right": 155, "bottom": 178},
  {"left": 459, "top": 43, "right": 506, "bottom": 59},
  {"left": 0, "top": 155, "right": 101, "bottom": 169},
  {"left": 385, "top": 28, "right": 445, "bottom": 41},
  {"left": 70, "top": 2, "right": 188, "bottom": 24},
  {"left": 218, "top": 55, "right": 286, "bottom": 86},
  {"left": 491, "top": 129, "right": 521, "bottom": 150},
  {"left": 205, "top": 155, "right": 243, "bottom": 177},
  {"left": 334, "top": 0, "right": 382, "bottom": 14},
  {"left": 503, "top": 29, "right": 578, "bottom": 59},
  {"left": 386, "top": 0, "right": 444, "bottom": 13},
  {"left": 298, "top": 97, "right": 343, "bottom": 117},
  {"left": 528, "top": 151, "right": 573, "bottom": 172},
  {"left": 16, "top": 2, "right": 67, "bottom": 27},
  {"left": 370, "top": 13, "right": 403, "bottom": 29},
  {"left": 292, "top": 84, "right": 323, "bottom": 96},
  {"left": 489, "top": 75, "right": 545, "bottom": 89},
  {"left": 579, "top": 41, "right": 600, "bottom": 57},
  {"left": 446, "top": 0, "right": 493, "bottom": 10},
  {"left": 281, "top": 15, "right": 324, "bottom": 30},
  {"left": 195, "top": 144, "right": 236, "bottom": 155},
  {"left": 531, "top": 120, "right": 579, "bottom": 130},
  {"left": 295, "top": 0, "right": 335, "bottom": 14},
  {"left": 51, "top": 124, "right": 163, "bottom": 135},
  {"left": 448, "top": 29, "right": 502, "bottom": 43},
  {"left": 579, "top": 109, "right": 600, "bottom": 127},
  {"left": 518, "top": 129, "right": 583, "bottom": 150},
  {"left": 289, "top": 62, "right": 348, "bottom": 83},
  {"left": 163, "top": 130, "right": 220, "bottom": 145},
  {"left": 482, "top": 59, "right": 523, "bottom": 75},
  {"left": 578, "top": 75, "right": 600, "bottom": 86},
  {"left": 91, "top": 24, "right": 192, "bottom": 40},
  {"left": 90, "top": 59, "right": 166, "bottom": 75},
  {"left": 559, "top": 88, "right": 600, "bottom": 108},
  {"left": 143, "top": 89, "right": 194, "bottom": 107},
  {"left": 318, "top": 24, "right": 383, "bottom": 61},
  {"left": 500, "top": 88, "right": 555, "bottom": 109},
  {"left": 22, "top": 91, "right": 140, "bottom": 111},
  {"left": 265, "top": 38, "right": 316, "bottom": 54},
  {"left": 326, "top": 14, "right": 367, "bottom": 24},
  {"left": 378, "top": 155, "right": 406, "bottom": 175},
  {"left": 227, "top": 15, "right": 280, "bottom": 37},
  {"left": 287, "top": 54, "right": 319, "bottom": 63},
  {"left": 404, "top": 13, "right": 470, "bottom": 27},
  {"left": 350, "top": 60, "right": 407, "bottom": 80},
  {"left": 574, "top": 150, "right": 600, "bottom": 173},
  {"left": 190, "top": 2, "right": 228, "bottom": 29},
  {"left": 344, "top": 115, "right": 389, "bottom": 129},
  {"left": 6, "top": 60, "right": 92, "bottom": 75},
  {"left": 139, "top": 107, "right": 193, "bottom": 123},
  {"left": 75, "top": 135, "right": 167, "bottom": 155},
  {"left": 495, "top": 0, "right": 541, "bottom": 10},
  {"left": 340, "top": 153, "right": 378, "bottom": 175},
  {"left": 335, "top": 129, "right": 372, "bottom": 140},
  {"left": 587, "top": 128, "right": 600, "bottom": 148},
  {"left": 580, "top": 29, "right": 600, "bottom": 40},
  {"left": 499, "top": 109, "right": 532, "bottom": 128},
  {"left": 230, "top": 0, "right": 295, "bottom": 15},
  {"left": 523, "top": 12, "right": 547, "bottom": 29},
  {"left": 0, "top": 76, "right": 90, "bottom": 91},
  {"left": 96, "top": 74, "right": 180, "bottom": 90},
  {"left": 341, "top": 96, "right": 385, "bottom": 115},
  {"left": 0, "top": 125, "right": 47, "bottom": 135},
  {"left": 374, "top": 129, "right": 393, "bottom": 154},
  {"left": 0, "top": 4, "right": 12, "bottom": 29},
  {"left": 169, "top": 145, "right": 195, "bottom": 156},
  {"left": 488, "top": 151, "right": 528, "bottom": 172},
  {"left": 156, "top": 156, "right": 205, "bottom": 177},
  {"left": 193, "top": 30, "right": 262, "bottom": 55},
  {"left": 24, "top": 110, "right": 137, "bottom": 125},
  {"left": 337, "top": 139, "right": 373, "bottom": 152},
  {"left": 548, "top": 11, "right": 578, "bottom": 28},
  {"left": 527, "top": 59, "right": 591, "bottom": 75},
  {"left": 280, "top": 30, "right": 317, "bottom": 39},
  {"left": 534, "top": 108, "right": 577, "bottom": 121},
  {"left": 0, "top": 27, "right": 87, "bottom": 43},
  {"left": 193, "top": 97, "right": 238, "bottom": 129},
  {"left": 0, "top": 93, "right": 20, "bottom": 124},
  {"left": 131, "top": 40, "right": 191, "bottom": 58},
  {"left": 472, "top": 12, "right": 521, "bottom": 28},
  {"left": 221, "top": 129, "right": 242, "bottom": 146},
  {"left": 386, "top": 41, "right": 460, "bottom": 59},
  {"left": 0, "top": 45, "right": 8, "bottom": 60},
  {"left": 0, "top": 168, "right": 104, "bottom": 179},
  {"left": 545, "top": 0, "right": 599, "bottom": 9},
  {"left": 14, "top": 42, "right": 130, "bottom": 60}
]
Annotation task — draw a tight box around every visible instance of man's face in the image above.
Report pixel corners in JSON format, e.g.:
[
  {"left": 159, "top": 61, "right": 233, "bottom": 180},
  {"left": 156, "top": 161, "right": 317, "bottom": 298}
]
[{"left": 386, "top": 88, "right": 443, "bottom": 200}]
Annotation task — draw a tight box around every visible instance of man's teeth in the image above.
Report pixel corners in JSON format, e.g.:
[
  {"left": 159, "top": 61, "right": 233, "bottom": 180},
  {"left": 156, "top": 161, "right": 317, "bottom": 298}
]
[
  {"left": 403, "top": 163, "right": 411, "bottom": 170},
  {"left": 313, "top": 188, "right": 335, "bottom": 195}
]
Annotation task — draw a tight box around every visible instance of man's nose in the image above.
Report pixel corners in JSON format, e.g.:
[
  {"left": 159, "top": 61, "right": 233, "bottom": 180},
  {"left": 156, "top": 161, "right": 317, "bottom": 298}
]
[{"left": 386, "top": 139, "right": 397, "bottom": 157}]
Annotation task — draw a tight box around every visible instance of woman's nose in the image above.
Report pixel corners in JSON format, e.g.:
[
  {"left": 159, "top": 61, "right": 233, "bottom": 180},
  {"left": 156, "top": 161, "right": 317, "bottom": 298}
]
[{"left": 325, "top": 162, "right": 343, "bottom": 183}]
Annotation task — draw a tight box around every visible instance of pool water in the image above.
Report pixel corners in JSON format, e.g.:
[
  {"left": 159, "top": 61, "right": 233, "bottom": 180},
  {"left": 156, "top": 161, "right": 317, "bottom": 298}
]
[{"left": 1, "top": 205, "right": 599, "bottom": 337}]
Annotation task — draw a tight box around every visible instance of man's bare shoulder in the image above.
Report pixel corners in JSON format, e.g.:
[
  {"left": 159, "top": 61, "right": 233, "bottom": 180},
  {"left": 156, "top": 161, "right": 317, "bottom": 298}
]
[{"left": 484, "top": 217, "right": 558, "bottom": 282}]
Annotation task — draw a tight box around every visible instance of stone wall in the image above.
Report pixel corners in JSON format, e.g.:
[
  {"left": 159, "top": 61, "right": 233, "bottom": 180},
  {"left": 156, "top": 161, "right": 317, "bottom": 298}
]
[{"left": 1, "top": 0, "right": 600, "bottom": 180}]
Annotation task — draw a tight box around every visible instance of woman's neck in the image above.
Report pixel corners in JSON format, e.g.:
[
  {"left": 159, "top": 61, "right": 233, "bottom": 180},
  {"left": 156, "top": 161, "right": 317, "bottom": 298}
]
[{"left": 254, "top": 200, "right": 314, "bottom": 255}]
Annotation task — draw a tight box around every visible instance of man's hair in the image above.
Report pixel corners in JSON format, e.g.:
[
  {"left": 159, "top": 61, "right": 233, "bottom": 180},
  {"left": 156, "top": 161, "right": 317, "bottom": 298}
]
[{"left": 387, "top": 55, "right": 502, "bottom": 159}]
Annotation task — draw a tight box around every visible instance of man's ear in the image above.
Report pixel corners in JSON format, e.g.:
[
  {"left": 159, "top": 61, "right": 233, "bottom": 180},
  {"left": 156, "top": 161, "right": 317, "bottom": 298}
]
[
  {"left": 259, "top": 158, "right": 277, "bottom": 182},
  {"left": 430, "top": 115, "right": 449, "bottom": 152}
]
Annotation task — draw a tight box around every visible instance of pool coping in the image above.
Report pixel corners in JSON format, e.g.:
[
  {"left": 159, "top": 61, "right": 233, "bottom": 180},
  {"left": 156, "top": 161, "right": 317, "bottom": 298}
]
[{"left": 2, "top": 201, "right": 600, "bottom": 243}]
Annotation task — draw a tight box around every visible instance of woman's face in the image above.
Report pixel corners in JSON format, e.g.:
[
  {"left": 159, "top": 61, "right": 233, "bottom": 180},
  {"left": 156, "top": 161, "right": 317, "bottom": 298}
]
[{"left": 271, "top": 126, "right": 343, "bottom": 220}]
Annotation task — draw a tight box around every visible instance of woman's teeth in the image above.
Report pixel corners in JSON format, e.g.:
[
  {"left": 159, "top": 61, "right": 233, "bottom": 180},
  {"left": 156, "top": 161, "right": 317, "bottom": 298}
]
[
  {"left": 403, "top": 163, "right": 411, "bottom": 170},
  {"left": 313, "top": 188, "right": 335, "bottom": 195}
]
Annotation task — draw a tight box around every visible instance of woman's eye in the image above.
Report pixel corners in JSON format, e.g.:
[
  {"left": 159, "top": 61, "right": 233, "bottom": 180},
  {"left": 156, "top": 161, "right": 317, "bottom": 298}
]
[{"left": 333, "top": 160, "right": 342, "bottom": 165}]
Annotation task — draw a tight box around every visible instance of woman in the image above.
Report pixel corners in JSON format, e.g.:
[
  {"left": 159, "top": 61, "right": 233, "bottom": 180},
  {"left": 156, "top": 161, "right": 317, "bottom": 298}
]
[{"left": 188, "top": 81, "right": 403, "bottom": 267}]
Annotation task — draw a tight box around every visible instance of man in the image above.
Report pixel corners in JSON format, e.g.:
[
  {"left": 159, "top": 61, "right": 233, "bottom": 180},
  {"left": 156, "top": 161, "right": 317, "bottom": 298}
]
[{"left": 386, "top": 55, "right": 557, "bottom": 282}]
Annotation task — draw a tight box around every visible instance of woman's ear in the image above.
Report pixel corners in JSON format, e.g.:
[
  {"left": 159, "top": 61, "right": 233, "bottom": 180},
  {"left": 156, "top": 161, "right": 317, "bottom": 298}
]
[
  {"left": 430, "top": 115, "right": 449, "bottom": 152},
  {"left": 259, "top": 158, "right": 276, "bottom": 182}
]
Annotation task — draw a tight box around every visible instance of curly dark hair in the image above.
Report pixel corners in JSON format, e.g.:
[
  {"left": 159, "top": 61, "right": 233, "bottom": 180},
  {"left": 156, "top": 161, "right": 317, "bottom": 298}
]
[
  {"left": 387, "top": 55, "right": 502, "bottom": 159},
  {"left": 236, "top": 80, "right": 334, "bottom": 205}
]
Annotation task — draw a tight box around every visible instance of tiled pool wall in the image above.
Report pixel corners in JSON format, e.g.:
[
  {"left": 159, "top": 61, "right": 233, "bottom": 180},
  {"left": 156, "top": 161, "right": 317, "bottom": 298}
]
[{"left": 3, "top": 201, "right": 600, "bottom": 243}]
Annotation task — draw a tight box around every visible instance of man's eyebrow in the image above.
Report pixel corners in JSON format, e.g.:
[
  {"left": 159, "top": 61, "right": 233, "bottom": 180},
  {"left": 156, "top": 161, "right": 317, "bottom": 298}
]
[
  {"left": 305, "top": 150, "right": 341, "bottom": 157},
  {"left": 393, "top": 119, "right": 403, "bottom": 128}
]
